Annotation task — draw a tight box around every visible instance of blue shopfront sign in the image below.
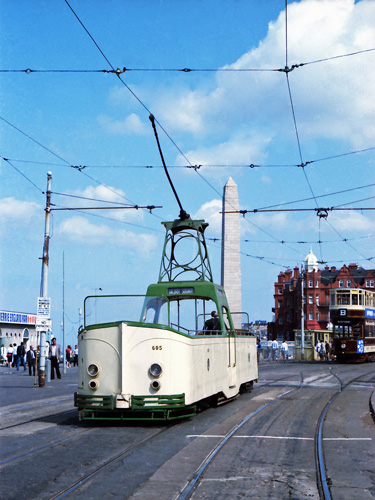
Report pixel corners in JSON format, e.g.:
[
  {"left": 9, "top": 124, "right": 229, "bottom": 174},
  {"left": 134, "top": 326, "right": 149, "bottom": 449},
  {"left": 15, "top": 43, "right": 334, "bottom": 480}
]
[
  {"left": 365, "top": 308, "right": 375, "bottom": 318},
  {"left": 357, "top": 340, "right": 364, "bottom": 353},
  {"left": 0, "top": 310, "right": 36, "bottom": 325}
]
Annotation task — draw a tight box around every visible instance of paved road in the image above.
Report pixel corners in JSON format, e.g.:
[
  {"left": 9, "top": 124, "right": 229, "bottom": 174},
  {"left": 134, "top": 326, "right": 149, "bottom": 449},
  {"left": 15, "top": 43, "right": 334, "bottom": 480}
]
[{"left": 0, "top": 362, "right": 374, "bottom": 500}]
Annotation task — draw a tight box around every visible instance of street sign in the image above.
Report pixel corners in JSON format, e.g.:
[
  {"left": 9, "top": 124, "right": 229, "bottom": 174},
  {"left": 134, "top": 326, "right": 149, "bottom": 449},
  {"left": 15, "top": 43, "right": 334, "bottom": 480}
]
[
  {"left": 36, "top": 297, "right": 51, "bottom": 331},
  {"left": 36, "top": 318, "right": 52, "bottom": 331},
  {"left": 37, "top": 297, "right": 51, "bottom": 317}
]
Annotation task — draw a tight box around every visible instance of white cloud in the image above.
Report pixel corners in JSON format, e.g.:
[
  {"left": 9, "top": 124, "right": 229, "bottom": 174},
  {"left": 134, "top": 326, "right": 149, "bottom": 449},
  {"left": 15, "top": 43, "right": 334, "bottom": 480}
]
[
  {"left": 153, "top": 0, "right": 375, "bottom": 157},
  {"left": 0, "top": 197, "right": 41, "bottom": 222},
  {"left": 61, "top": 185, "right": 145, "bottom": 223},
  {"left": 57, "top": 216, "right": 158, "bottom": 256},
  {"left": 98, "top": 113, "right": 148, "bottom": 135},
  {"left": 193, "top": 199, "right": 222, "bottom": 234}
]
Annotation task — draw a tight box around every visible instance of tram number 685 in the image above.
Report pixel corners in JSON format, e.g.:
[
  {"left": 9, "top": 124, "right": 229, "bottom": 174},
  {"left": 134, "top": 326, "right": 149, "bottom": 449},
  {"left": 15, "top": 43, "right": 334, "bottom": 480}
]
[{"left": 152, "top": 345, "right": 162, "bottom": 350}]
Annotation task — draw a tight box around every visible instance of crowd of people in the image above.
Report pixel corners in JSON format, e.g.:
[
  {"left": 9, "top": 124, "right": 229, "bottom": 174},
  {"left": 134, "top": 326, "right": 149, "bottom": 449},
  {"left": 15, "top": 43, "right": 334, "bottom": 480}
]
[
  {"left": 258, "top": 337, "right": 334, "bottom": 362},
  {"left": 0, "top": 340, "right": 79, "bottom": 378}
]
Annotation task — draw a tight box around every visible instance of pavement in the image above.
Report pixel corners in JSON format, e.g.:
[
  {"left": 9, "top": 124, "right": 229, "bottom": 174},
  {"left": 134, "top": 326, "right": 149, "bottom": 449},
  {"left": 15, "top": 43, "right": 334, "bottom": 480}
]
[{"left": 0, "top": 363, "right": 78, "bottom": 407}]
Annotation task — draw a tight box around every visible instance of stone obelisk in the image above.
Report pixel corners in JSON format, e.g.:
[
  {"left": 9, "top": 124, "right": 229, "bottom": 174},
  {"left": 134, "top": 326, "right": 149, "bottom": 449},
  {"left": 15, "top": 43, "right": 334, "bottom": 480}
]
[{"left": 221, "top": 177, "right": 242, "bottom": 328}]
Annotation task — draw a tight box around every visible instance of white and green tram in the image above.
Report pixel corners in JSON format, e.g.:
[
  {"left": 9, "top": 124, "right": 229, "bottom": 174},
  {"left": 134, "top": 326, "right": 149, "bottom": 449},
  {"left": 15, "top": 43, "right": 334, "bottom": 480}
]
[{"left": 74, "top": 219, "right": 258, "bottom": 421}]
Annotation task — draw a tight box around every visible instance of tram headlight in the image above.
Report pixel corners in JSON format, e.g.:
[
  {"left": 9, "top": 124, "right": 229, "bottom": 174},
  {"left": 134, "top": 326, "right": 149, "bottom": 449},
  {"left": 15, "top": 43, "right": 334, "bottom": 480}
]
[
  {"left": 88, "top": 379, "right": 99, "bottom": 391},
  {"left": 341, "top": 344, "right": 346, "bottom": 349},
  {"left": 87, "top": 363, "right": 100, "bottom": 377},
  {"left": 151, "top": 380, "right": 161, "bottom": 391},
  {"left": 149, "top": 363, "right": 162, "bottom": 378}
]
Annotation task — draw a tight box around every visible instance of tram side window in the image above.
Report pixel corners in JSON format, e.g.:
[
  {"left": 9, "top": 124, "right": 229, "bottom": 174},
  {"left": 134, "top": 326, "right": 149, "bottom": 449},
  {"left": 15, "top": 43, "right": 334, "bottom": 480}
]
[
  {"left": 352, "top": 294, "right": 358, "bottom": 305},
  {"left": 141, "top": 297, "right": 168, "bottom": 325},
  {"left": 365, "top": 323, "right": 375, "bottom": 338}
]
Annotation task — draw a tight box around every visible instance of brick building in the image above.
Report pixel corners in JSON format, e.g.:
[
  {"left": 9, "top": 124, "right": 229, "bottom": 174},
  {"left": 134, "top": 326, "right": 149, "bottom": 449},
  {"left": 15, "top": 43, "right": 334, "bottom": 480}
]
[{"left": 268, "top": 250, "right": 375, "bottom": 340}]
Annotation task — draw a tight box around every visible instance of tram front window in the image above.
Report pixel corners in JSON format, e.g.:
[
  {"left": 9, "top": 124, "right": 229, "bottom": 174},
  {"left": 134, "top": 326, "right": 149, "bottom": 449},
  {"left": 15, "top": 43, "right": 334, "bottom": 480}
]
[
  {"left": 333, "top": 325, "right": 353, "bottom": 339},
  {"left": 337, "top": 293, "right": 350, "bottom": 305}
]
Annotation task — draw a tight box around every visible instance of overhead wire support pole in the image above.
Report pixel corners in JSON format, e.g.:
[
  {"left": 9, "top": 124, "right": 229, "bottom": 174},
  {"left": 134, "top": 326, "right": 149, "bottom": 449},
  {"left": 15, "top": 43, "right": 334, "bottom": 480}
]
[
  {"left": 38, "top": 171, "right": 52, "bottom": 387},
  {"left": 149, "top": 114, "right": 190, "bottom": 221}
]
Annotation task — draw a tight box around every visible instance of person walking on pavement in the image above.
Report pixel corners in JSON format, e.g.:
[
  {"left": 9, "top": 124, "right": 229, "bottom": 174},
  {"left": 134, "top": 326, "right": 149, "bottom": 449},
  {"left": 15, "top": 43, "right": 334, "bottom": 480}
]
[
  {"left": 7, "top": 344, "right": 13, "bottom": 367},
  {"left": 281, "top": 339, "right": 289, "bottom": 361},
  {"left": 12, "top": 343, "right": 17, "bottom": 367},
  {"left": 27, "top": 345, "right": 36, "bottom": 376},
  {"left": 271, "top": 338, "right": 278, "bottom": 361},
  {"left": 49, "top": 338, "right": 61, "bottom": 379},
  {"left": 1, "top": 344, "right": 7, "bottom": 365},
  {"left": 16, "top": 342, "right": 27, "bottom": 371},
  {"left": 73, "top": 345, "right": 79, "bottom": 366}
]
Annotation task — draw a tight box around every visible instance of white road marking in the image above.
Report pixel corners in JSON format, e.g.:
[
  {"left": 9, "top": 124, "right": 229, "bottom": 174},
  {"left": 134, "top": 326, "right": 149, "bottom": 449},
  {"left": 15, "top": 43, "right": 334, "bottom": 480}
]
[{"left": 187, "top": 435, "right": 372, "bottom": 441}]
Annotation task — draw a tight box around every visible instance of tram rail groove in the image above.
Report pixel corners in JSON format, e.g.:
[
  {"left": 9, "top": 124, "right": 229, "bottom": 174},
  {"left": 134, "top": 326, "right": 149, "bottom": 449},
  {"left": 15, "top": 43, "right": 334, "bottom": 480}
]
[
  {"left": 176, "top": 372, "right": 305, "bottom": 500},
  {"left": 315, "top": 368, "right": 375, "bottom": 500},
  {"left": 176, "top": 368, "right": 373, "bottom": 500},
  {"left": 0, "top": 427, "right": 91, "bottom": 465},
  {"left": 48, "top": 425, "right": 172, "bottom": 500},
  {"left": 0, "top": 407, "right": 77, "bottom": 431}
]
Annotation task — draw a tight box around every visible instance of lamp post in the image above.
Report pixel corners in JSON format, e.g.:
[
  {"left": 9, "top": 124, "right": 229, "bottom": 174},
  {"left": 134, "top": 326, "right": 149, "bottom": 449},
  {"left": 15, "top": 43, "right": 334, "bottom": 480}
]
[{"left": 301, "top": 264, "right": 305, "bottom": 361}]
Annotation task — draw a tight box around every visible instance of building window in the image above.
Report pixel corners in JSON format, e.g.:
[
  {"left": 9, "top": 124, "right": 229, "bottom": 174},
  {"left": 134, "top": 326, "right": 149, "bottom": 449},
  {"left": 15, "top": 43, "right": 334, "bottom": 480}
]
[
  {"left": 316, "top": 280, "right": 319, "bottom": 288},
  {"left": 278, "top": 288, "right": 283, "bottom": 294},
  {"left": 308, "top": 280, "right": 313, "bottom": 288},
  {"left": 278, "top": 300, "right": 283, "bottom": 308},
  {"left": 339, "top": 280, "right": 343, "bottom": 288},
  {"left": 316, "top": 313, "right": 320, "bottom": 321},
  {"left": 347, "top": 280, "right": 351, "bottom": 287},
  {"left": 278, "top": 316, "right": 283, "bottom": 325},
  {"left": 286, "top": 313, "right": 290, "bottom": 322},
  {"left": 308, "top": 313, "right": 313, "bottom": 320},
  {"left": 316, "top": 295, "right": 319, "bottom": 306},
  {"left": 308, "top": 295, "right": 313, "bottom": 304},
  {"left": 367, "top": 280, "right": 375, "bottom": 288}
]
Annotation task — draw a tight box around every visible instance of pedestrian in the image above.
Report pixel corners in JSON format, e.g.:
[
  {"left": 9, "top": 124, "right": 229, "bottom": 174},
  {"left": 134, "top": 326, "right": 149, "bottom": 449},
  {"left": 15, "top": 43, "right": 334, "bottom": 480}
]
[
  {"left": 7, "top": 344, "right": 13, "bottom": 367},
  {"left": 26, "top": 345, "right": 36, "bottom": 376},
  {"left": 319, "top": 341, "right": 326, "bottom": 360},
  {"left": 1, "top": 344, "right": 7, "bottom": 365},
  {"left": 49, "top": 338, "right": 62, "bottom": 380},
  {"left": 256, "top": 338, "right": 262, "bottom": 363},
  {"left": 325, "top": 341, "right": 330, "bottom": 361},
  {"left": 73, "top": 344, "right": 79, "bottom": 366},
  {"left": 281, "top": 339, "right": 288, "bottom": 361},
  {"left": 12, "top": 343, "right": 17, "bottom": 367},
  {"left": 266, "top": 341, "right": 271, "bottom": 360},
  {"left": 66, "top": 345, "right": 72, "bottom": 368},
  {"left": 16, "top": 342, "right": 27, "bottom": 371},
  {"left": 271, "top": 338, "right": 278, "bottom": 361}
]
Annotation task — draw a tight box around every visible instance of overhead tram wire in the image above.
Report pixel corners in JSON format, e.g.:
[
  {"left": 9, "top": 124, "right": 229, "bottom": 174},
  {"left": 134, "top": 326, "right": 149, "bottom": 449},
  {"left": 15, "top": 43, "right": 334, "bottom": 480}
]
[
  {"left": 280, "top": 0, "right": 372, "bottom": 265},
  {"left": 65, "top": 0, "right": 288, "bottom": 245},
  {"left": 2, "top": 157, "right": 44, "bottom": 194},
  {"left": 0, "top": 115, "right": 163, "bottom": 222},
  {"left": 2, "top": 47, "right": 374, "bottom": 74},
  {"left": 2, "top": 140, "right": 374, "bottom": 170}
]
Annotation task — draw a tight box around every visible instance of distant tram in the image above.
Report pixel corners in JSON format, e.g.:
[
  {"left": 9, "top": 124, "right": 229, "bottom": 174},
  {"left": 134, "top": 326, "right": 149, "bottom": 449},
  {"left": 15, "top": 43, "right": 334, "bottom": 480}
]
[{"left": 329, "top": 288, "right": 375, "bottom": 362}]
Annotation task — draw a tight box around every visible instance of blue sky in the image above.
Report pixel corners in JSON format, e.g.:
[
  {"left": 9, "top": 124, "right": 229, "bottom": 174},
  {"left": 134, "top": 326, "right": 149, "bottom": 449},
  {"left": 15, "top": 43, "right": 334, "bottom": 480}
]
[{"left": 1, "top": 0, "right": 374, "bottom": 346}]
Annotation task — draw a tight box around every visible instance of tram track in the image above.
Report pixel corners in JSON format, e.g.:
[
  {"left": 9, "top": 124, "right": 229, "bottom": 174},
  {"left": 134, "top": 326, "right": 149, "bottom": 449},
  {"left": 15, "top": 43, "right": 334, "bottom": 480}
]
[
  {"left": 174, "top": 367, "right": 374, "bottom": 500},
  {"left": 0, "top": 396, "right": 75, "bottom": 430},
  {"left": 48, "top": 425, "right": 172, "bottom": 500},
  {"left": 315, "top": 368, "right": 374, "bottom": 500}
]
